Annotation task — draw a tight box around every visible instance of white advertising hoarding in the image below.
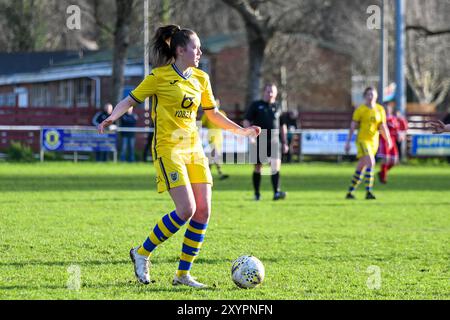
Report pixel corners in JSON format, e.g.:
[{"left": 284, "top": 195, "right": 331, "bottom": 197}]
[
  {"left": 301, "top": 130, "right": 357, "bottom": 155},
  {"left": 200, "top": 128, "right": 248, "bottom": 154}
]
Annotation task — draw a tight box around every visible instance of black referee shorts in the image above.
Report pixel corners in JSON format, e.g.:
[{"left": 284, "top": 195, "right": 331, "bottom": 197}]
[{"left": 248, "top": 129, "right": 281, "bottom": 164}]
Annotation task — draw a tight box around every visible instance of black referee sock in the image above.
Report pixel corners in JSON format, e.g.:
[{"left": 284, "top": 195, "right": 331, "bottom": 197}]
[
  {"left": 253, "top": 172, "right": 261, "bottom": 196},
  {"left": 271, "top": 171, "right": 280, "bottom": 194}
]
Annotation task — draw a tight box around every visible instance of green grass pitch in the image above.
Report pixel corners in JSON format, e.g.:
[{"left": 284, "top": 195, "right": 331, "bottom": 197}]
[{"left": 0, "top": 162, "right": 449, "bottom": 300}]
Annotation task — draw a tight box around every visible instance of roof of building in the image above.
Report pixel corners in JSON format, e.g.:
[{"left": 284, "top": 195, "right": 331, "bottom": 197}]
[
  {"left": 0, "top": 48, "right": 145, "bottom": 85},
  {"left": 0, "top": 47, "right": 145, "bottom": 75},
  {"left": 0, "top": 51, "right": 88, "bottom": 76},
  {"left": 52, "top": 46, "right": 144, "bottom": 67},
  {"left": 201, "top": 33, "right": 247, "bottom": 54},
  {"left": 0, "top": 62, "right": 144, "bottom": 85}
]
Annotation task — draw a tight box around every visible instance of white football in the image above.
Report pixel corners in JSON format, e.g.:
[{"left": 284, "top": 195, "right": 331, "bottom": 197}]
[{"left": 231, "top": 255, "right": 265, "bottom": 289}]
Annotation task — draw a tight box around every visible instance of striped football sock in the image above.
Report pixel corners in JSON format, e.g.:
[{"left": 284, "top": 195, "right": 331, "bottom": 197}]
[
  {"left": 137, "top": 210, "right": 186, "bottom": 257},
  {"left": 364, "top": 167, "right": 374, "bottom": 192},
  {"left": 348, "top": 169, "right": 364, "bottom": 193},
  {"left": 176, "top": 219, "right": 208, "bottom": 277}
]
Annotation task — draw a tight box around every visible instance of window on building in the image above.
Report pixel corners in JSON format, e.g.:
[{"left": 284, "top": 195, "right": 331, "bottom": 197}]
[
  {"left": 0, "top": 93, "right": 16, "bottom": 107},
  {"left": 30, "top": 84, "right": 58, "bottom": 108},
  {"left": 30, "top": 86, "right": 46, "bottom": 107},
  {"left": 57, "top": 81, "right": 73, "bottom": 108},
  {"left": 74, "top": 78, "right": 92, "bottom": 107},
  {"left": 28, "top": 79, "right": 94, "bottom": 108}
]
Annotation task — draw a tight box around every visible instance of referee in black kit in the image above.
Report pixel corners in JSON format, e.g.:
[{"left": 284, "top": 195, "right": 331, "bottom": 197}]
[{"left": 243, "top": 83, "right": 289, "bottom": 201}]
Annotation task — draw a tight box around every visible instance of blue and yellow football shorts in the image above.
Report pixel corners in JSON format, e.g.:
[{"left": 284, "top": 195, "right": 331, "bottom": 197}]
[
  {"left": 154, "top": 151, "right": 213, "bottom": 193},
  {"left": 356, "top": 140, "right": 378, "bottom": 159}
]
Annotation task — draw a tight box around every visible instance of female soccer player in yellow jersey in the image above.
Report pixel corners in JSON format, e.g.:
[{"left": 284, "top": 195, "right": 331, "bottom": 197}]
[
  {"left": 344, "top": 87, "right": 392, "bottom": 200},
  {"left": 98, "top": 25, "right": 261, "bottom": 288}
]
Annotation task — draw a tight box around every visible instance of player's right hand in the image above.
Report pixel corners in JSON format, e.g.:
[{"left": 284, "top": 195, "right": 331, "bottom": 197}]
[{"left": 98, "top": 118, "right": 114, "bottom": 134}]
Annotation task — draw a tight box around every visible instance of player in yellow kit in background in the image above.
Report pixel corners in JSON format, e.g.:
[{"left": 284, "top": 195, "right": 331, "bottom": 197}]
[
  {"left": 98, "top": 25, "right": 260, "bottom": 288},
  {"left": 201, "top": 99, "right": 230, "bottom": 180},
  {"left": 344, "top": 87, "right": 392, "bottom": 200}
]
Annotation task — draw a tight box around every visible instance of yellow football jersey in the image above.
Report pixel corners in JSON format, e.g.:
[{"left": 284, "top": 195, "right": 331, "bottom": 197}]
[
  {"left": 352, "top": 104, "right": 386, "bottom": 142},
  {"left": 130, "top": 64, "right": 216, "bottom": 158}
]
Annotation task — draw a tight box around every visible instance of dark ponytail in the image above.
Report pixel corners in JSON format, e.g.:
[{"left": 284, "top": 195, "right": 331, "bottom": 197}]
[{"left": 151, "top": 24, "right": 196, "bottom": 67}]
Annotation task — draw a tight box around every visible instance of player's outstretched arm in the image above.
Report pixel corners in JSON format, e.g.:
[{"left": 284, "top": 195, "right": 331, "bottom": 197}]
[
  {"left": 429, "top": 120, "right": 450, "bottom": 134},
  {"left": 204, "top": 108, "right": 261, "bottom": 138},
  {"left": 98, "top": 96, "right": 137, "bottom": 133}
]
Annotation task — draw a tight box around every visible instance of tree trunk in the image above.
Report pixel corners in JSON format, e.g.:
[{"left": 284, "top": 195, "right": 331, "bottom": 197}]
[
  {"left": 111, "top": 0, "right": 134, "bottom": 105},
  {"left": 246, "top": 28, "right": 267, "bottom": 107}
]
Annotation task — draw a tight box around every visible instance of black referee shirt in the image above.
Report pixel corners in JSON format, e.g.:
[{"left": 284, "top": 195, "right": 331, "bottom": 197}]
[{"left": 244, "top": 100, "right": 282, "bottom": 130}]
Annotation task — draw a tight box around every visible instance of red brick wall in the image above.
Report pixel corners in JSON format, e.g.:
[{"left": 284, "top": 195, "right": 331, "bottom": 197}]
[
  {"left": 207, "top": 42, "right": 352, "bottom": 118},
  {"left": 291, "top": 46, "right": 352, "bottom": 112},
  {"left": 209, "top": 46, "right": 248, "bottom": 113}
]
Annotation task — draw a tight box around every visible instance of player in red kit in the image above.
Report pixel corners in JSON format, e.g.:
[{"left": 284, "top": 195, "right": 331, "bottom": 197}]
[{"left": 377, "top": 104, "right": 400, "bottom": 184}]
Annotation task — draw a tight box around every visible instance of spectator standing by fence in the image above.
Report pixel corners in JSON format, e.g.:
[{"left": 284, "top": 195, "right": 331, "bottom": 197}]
[
  {"left": 120, "top": 107, "right": 138, "bottom": 162},
  {"left": 281, "top": 110, "right": 298, "bottom": 163},
  {"left": 92, "top": 103, "right": 114, "bottom": 161}
]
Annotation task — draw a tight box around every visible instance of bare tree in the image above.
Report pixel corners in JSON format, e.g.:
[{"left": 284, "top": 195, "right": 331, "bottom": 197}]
[
  {"left": 149, "top": 0, "right": 244, "bottom": 38},
  {"left": 111, "top": 0, "right": 136, "bottom": 105},
  {"left": 219, "top": 0, "right": 368, "bottom": 107},
  {"left": 0, "top": 0, "right": 44, "bottom": 52},
  {"left": 315, "top": 0, "right": 388, "bottom": 77},
  {"left": 405, "top": 0, "right": 450, "bottom": 108},
  {"left": 263, "top": 33, "right": 351, "bottom": 110},
  {"left": 219, "top": 0, "right": 277, "bottom": 106}
]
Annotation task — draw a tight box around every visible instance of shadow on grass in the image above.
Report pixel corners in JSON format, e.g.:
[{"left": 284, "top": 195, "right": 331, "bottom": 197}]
[
  {"left": 0, "top": 259, "right": 130, "bottom": 267},
  {"left": 0, "top": 281, "right": 221, "bottom": 293},
  {"left": 0, "top": 284, "right": 67, "bottom": 291},
  {"left": 1, "top": 173, "right": 449, "bottom": 192},
  {"left": 0, "top": 256, "right": 279, "bottom": 268}
]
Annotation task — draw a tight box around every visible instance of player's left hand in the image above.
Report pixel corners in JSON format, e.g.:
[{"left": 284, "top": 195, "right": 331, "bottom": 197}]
[
  {"left": 98, "top": 118, "right": 114, "bottom": 134},
  {"left": 429, "top": 120, "right": 446, "bottom": 134}
]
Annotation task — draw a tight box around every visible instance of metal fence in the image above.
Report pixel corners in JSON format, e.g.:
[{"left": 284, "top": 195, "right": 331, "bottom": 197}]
[{"left": 1, "top": 125, "right": 449, "bottom": 163}]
